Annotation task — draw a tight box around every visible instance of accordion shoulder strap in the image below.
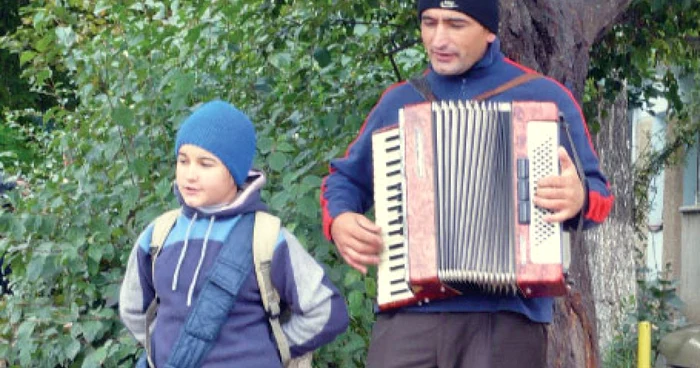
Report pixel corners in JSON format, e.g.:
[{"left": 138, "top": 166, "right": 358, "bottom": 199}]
[
  {"left": 409, "top": 72, "right": 541, "bottom": 103},
  {"left": 408, "top": 75, "right": 437, "bottom": 102},
  {"left": 474, "top": 73, "right": 541, "bottom": 101}
]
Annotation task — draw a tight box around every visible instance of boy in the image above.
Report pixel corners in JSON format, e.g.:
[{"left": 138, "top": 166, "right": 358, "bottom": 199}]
[{"left": 120, "top": 100, "right": 349, "bottom": 367}]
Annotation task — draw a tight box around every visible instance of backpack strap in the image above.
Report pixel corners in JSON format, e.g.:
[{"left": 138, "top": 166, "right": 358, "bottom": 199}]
[
  {"left": 144, "top": 209, "right": 181, "bottom": 368},
  {"left": 165, "top": 213, "right": 256, "bottom": 368},
  {"left": 252, "top": 212, "right": 292, "bottom": 365}
]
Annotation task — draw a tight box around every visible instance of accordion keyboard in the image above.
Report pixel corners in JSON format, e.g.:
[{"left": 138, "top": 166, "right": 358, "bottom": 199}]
[{"left": 372, "top": 127, "right": 415, "bottom": 310}]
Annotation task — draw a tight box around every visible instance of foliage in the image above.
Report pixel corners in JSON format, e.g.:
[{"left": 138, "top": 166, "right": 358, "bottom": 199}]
[
  {"left": 0, "top": 1, "right": 422, "bottom": 366},
  {"left": 584, "top": 0, "right": 700, "bottom": 230},
  {"left": 602, "top": 261, "right": 686, "bottom": 368},
  {"left": 0, "top": 0, "right": 56, "bottom": 172},
  {"left": 0, "top": 0, "right": 34, "bottom": 110}
]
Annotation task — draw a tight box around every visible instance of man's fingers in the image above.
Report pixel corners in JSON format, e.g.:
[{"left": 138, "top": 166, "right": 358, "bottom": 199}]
[
  {"left": 355, "top": 215, "right": 382, "bottom": 234},
  {"left": 558, "top": 146, "right": 575, "bottom": 173},
  {"left": 542, "top": 210, "right": 573, "bottom": 223},
  {"left": 534, "top": 197, "right": 568, "bottom": 211},
  {"left": 338, "top": 239, "right": 380, "bottom": 274},
  {"left": 331, "top": 212, "right": 383, "bottom": 274},
  {"left": 341, "top": 253, "right": 368, "bottom": 274}
]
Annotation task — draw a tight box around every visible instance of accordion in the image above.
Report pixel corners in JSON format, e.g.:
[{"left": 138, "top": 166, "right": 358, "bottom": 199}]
[{"left": 372, "top": 100, "right": 566, "bottom": 311}]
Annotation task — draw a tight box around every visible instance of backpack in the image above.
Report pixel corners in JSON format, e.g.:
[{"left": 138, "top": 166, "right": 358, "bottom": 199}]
[{"left": 143, "top": 209, "right": 312, "bottom": 368}]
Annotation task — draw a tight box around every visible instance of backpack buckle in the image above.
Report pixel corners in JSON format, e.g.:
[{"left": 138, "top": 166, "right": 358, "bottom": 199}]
[{"left": 267, "top": 302, "right": 281, "bottom": 319}]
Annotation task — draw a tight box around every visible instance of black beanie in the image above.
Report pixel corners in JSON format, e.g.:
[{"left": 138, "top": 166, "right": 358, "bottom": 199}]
[{"left": 418, "top": 0, "right": 499, "bottom": 34}]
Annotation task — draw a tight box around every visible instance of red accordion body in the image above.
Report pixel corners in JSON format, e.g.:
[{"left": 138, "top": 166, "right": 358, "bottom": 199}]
[{"left": 372, "top": 100, "right": 566, "bottom": 311}]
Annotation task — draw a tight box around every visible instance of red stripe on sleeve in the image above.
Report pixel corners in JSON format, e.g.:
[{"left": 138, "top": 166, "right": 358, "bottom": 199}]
[{"left": 585, "top": 191, "right": 615, "bottom": 223}]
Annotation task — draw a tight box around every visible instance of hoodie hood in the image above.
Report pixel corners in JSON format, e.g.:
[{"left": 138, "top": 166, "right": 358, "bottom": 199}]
[{"left": 174, "top": 169, "right": 268, "bottom": 219}]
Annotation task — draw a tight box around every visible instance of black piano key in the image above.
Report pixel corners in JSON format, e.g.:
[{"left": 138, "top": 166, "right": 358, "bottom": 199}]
[
  {"left": 390, "top": 288, "right": 411, "bottom": 296},
  {"left": 389, "top": 253, "right": 404, "bottom": 261},
  {"left": 389, "top": 216, "right": 403, "bottom": 226},
  {"left": 389, "top": 243, "right": 403, "bottom": 250}
]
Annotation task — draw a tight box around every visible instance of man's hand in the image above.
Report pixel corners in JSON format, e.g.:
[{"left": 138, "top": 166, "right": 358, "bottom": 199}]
[
  {"left": 330, "top": 212, "right": 383, "bottom": 274},
  {"left": 534, "top": 147, "right": 585, "bottom": 223}
]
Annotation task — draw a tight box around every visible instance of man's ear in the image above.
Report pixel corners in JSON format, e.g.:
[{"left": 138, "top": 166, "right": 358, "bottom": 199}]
[{"left": 486, "top": 33, "right": 496, "bottom": 43}]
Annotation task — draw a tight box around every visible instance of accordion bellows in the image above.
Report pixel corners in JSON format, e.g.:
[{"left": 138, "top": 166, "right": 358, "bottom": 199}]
[{"left": 372, "top": 100, "right": 566, "bottom": 311}]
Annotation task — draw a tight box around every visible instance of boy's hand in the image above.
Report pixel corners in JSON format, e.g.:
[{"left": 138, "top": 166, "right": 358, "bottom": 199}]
[
  {"left": 534, "top": 147, "right": 585, "bottom": 223},
  {"left": 330, "top": 212, "right": 383, "bottom": 274}
]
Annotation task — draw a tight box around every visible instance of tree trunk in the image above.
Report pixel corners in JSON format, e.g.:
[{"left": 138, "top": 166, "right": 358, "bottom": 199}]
[
  {"left": 499, "top": 1, "right": 636, "bottom": 367},
  {"left": 588, "top": 91, "right": 637, "bottom": 355}
]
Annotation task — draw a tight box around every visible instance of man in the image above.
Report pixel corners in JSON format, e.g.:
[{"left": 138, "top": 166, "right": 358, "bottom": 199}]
[{"left": 321, "top": 1, "right": 614, "bottom": 367}]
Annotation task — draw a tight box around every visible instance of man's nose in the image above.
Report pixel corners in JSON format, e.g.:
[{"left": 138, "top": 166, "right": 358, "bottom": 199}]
[{"left": 431, "top": 23, "right": 449, "bottom": 49}]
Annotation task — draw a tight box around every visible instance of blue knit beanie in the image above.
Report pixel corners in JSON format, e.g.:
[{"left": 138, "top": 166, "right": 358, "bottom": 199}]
[
  {"left": 175, "top": 100, "right": 256, "bottom": 186},
  {"left": 418, "top": 0, "right": 499, "bottom": 34}
]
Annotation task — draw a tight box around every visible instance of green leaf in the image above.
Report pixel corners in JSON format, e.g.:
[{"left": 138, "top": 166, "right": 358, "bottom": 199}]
[
  {"left": 269, "top": 52, "right": 292, "bottom": 69},
  {"left": 343, "top": 269, "right": 362, "bottom": 287},
  {"left": 258, "top": 136, "right": 274, "bottom": 154},
  {"left": 65, "top": 339, "right": 82, "bottom": 360},
  {"left": 26, "top": 254, "right": 47, "bottom": 281},
  {"left": 55, "top": 26, "right": 76, "bottom": 47},
  {"left": 301, "top": 175, "right": 322, "bottom": 188},
  {"left": 174, "top": 72, "right": 196, "bottom": 98},
  {"left": 353, "top": 24, "right": 369, "bottom": 37},
  {"left": 82, "top": 346, "right": 108, "bottom": 368},
  {"left": 112, "top": 105, "right": 135, "bottom": 127},
  {"left": 79, "top": 320, "right": 104, "bottom": 343},
  {"left": 276, "top": 141, "right": 295, "bottom": 153},
  {"left": 268, "top": 152, "right": 289, "bottom": 172},
  {"left": 313, "top": 47, "right": 332, "bottom": 67},
  {"left": 34, "top": 34, "right": 54, "bottom": 53},
  {"left": 19, "top": 51, "right": 37, "bottom": 66},
  {"left": 348, "top": 290, "right": 365, "bottom": 311}
]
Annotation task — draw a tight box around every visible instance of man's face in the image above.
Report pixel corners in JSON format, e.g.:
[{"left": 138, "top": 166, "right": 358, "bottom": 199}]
[{"left": 420, "top": 8, "right": 496, "bottom": 76}]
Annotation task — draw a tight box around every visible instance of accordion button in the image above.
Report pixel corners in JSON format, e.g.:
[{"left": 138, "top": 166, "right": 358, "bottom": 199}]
[
  {"left": 517, "top": 158, "right": 529, "bottom": 179},
  {"left": 518, "top": 202, "right": 531, "bottom": 224},
  {"left": 518, "top": 179, "right": 529, "bottom": 201}
]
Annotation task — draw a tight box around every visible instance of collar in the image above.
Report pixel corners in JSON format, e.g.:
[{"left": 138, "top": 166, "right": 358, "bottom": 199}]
[
  {"left": 174, "top": 169, "right": 268, "bottom": 219},
  {"left": 429, "top": 38, "right": 503, "bottom": 82}
]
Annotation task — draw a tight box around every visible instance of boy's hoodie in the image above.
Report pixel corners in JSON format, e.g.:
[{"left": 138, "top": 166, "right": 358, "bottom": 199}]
[{"left": 120, "top": 171, "right": 349, "bottom": 367}]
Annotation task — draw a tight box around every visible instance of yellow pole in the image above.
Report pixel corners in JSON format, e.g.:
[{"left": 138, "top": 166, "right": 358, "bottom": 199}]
[{"left": 638, "top": 321, "right": 651, "bottom": 368}]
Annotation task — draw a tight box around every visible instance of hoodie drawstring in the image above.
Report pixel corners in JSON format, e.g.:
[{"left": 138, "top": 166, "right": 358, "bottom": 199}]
[
  {"left": 187, "top": 215, "right": 215, "bottom": 306},
  {"left": 172, "top": 212, "right": 197, "bottom": 291}
]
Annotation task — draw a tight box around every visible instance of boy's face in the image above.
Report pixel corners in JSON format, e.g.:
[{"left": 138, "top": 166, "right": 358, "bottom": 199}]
[
  {"left": 176, "top": 144, "right": 238, "bottom": 208},
  {"left": 420, "top": 8, "right": 496, "bottom": 76}
]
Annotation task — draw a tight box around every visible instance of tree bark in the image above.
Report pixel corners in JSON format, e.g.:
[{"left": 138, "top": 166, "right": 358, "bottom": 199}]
[{"left": 499, "top": 1, "right": 636, "bottom": 367}]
